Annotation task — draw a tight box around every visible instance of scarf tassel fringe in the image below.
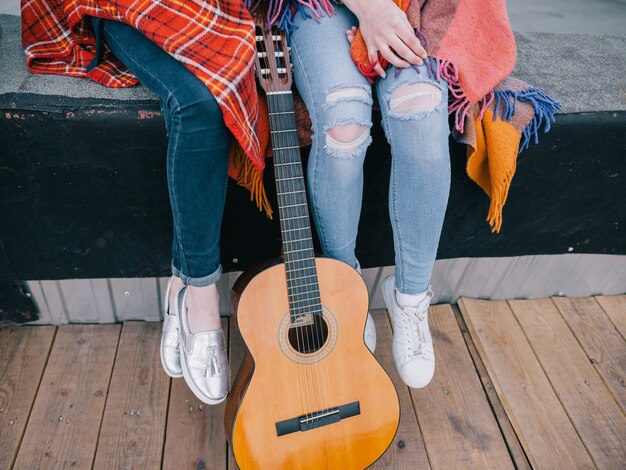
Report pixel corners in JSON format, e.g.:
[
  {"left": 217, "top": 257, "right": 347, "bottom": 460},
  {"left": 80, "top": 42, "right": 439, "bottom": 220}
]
[{"left": 230, "top": 144, "right": 274, "bottom": 218}]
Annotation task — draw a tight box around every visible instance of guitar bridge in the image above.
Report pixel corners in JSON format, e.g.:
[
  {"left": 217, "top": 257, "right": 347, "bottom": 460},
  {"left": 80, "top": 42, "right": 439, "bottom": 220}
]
[{"left": 275, "top": 401, "right": 360, "bottom": 436}]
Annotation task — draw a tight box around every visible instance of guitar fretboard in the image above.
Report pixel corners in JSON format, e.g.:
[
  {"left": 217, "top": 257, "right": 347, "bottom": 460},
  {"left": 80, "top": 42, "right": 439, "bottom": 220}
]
[{"left": 267, "top": 92, "right": 322, "bottom": 322}]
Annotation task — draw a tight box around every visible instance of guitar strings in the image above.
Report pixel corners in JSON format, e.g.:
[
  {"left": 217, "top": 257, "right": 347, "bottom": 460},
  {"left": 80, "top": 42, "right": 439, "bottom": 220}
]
[
  {"left": 271, "top": 85, "right": 326, "bottom": 419},
  {"left": 273, "top": 88, "right": 333, "bottom": 421},
  {"left": 272, "top": 34, "right": 334, "bottom": 419},
  {"left": 262, "top": 35, "right": 310, "bottom": 421},
  {"left": 271, "top": 89, "right": 319, "bottom": 419}
]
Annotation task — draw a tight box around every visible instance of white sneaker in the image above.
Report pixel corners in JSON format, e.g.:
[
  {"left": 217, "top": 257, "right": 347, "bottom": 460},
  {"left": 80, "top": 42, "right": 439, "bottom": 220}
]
[
  {"left": 160, "top": 276, "right": 183, "bottom": 378},
  {"left": 178, "top": 287, "right": 229, "bottom": 404},
  {"left": 382, "top": 274, "right": 435, "bottom": 388},
  {"left": 364, "top": 312, "right": 376, "bottom": 353}
]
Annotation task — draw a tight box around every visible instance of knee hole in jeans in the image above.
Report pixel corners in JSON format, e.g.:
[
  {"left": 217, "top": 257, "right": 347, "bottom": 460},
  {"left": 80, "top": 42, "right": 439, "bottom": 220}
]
[
  {"left": 325, "top": 124, "right": 371, "bottom": 157},
  {"left": 325, "top": 86, "right": 371, "bottom": 108},
  {"left": 389, "top": 83, "right": 442, "bottom": 114}
]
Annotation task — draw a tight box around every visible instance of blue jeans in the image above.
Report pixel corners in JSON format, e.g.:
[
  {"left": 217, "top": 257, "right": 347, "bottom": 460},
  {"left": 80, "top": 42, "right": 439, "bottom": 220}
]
[
  {"left": 95, "top": 17, "right": 231, "bottom": 287},
  {"left": 290, "top": 6, "right": 451, "bottom": 294}
]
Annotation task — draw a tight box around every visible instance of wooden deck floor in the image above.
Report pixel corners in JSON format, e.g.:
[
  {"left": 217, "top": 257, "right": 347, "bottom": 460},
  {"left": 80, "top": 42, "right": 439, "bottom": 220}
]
[{"left": 1, "top": 296, "right": 625, "bottom": 469}]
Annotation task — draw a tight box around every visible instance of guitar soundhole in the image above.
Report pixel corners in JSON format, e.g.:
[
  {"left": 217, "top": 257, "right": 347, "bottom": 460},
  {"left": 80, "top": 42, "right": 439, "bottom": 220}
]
[{"left": 288, "top": 313, "right": 329, "bottom": 354}]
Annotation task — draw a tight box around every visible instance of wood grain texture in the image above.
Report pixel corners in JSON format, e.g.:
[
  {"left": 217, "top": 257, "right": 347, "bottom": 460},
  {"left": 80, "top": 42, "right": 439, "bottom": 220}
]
[
  {"left": 552, "top": 296, "right": 626, "bottom": 415},
  {"left": 595, "top": 295, "right": 626, "bottom": 340},
  {"left": 458, "top": 298, "right": 595, "bottom": 469},
  {"left": 370, "top": 310, "right": 431, "bottom": 470},
  {"left": 93, "top": 321, "right": 170, "bottom": 469},
  {"left": 163, "top": 319, "right": 229, "bottom": 470},
  {"left": 0, "top": 326, "right": 56, "bottom": 469},
  {"left": 228, "top": 313, "right": 246, "bottom": 470},
  {"left": 13, "top": 324, "right": 120, "bottom": 469},
  {"left": 451, "top": 305, "right": 532, "bottom": 470},
  {"left": 410, "top": 305, "right": 513, "bottom": 469},
  {"left": 510, "top": 298, "right": 626, "bottom": 467},
  {"left": 229, "top": 259, "right": 399, "bottom": 469}
]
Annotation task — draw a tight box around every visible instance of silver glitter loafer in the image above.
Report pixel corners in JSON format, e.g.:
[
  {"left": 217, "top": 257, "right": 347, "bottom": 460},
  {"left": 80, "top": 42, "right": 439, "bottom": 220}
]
[
  {"left": 160, "top": 276, "right": 183, "bottom": 378},
  {"left": 177, "top": 286, "right": 229, "bottom": 405}
]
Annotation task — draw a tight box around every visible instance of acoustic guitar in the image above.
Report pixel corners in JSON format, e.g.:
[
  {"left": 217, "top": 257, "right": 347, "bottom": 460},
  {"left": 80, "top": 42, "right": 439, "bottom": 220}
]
[{"left": 224, "top": 8, "right": 400, "bottom": 469}]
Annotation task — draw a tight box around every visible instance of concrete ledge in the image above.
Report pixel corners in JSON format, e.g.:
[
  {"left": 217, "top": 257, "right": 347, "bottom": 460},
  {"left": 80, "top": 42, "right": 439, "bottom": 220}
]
[{"left": 2, "top": 14, "right": 626, "bottom": 115}]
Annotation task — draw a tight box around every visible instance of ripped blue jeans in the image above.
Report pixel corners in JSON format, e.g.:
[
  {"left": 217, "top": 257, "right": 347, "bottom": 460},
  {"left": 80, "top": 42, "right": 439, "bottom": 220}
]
[{"left": 290, "top": 5, "right": 451, "bottom": 294}]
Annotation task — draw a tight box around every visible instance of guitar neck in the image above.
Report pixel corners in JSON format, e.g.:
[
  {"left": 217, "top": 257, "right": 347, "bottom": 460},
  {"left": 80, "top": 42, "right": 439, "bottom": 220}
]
[{"left": 266, "top": 91, "right": 321, "bottom": 320}]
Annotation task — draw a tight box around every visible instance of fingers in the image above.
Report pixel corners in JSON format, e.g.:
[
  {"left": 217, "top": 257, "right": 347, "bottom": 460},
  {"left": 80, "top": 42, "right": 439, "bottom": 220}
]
[
  {"left": 397, "top": 21, "right": 427, "bottom": 59},
  {"left": 345, "top": 26, "right": 357, "bottom": 44},
  {"left": 389, "top": 35, "right": 423, "bottom": 65},
  {"left": 378, "top": 44, "right": 411, "bottom": 69},
  {"left": 367, "top": 47, "right": 386, "bottom": 78}
]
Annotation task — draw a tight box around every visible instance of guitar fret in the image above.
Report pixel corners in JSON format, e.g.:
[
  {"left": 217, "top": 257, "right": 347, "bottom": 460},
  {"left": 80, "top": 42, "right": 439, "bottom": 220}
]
[
  {"left": 284, "top": 237, "right": 312, "bottom": 244},
  {"left": 276, "top": 176, "right": 302, "bottom": 182},
  {"left": 275, "top": 162, "right": 300, "bottom": 167},
  {"left": 282, "top": 226, "right": 308, "bottom": 233},
  {"left": 271, "top": 129, "right": 298, "bottom": 133},
  {"left": 289, "top": 298, "right": 322, "bottom": 307},
  {"left": 274, "top": 146, "right": 299, "bottom": 151},
  {"left": 278, "top": 189, "right": 304, "bottom": 196},
  {"left": 288, "top": 284, "right": 318, "bottom": 291},
  {"left": 286, "top": 264, "right": 316, "bottom": 273},
  {"left": 290, "top": 303, "right": 322, "bottom": 313},
  {"left": 280, "top": 203, "right": 307, "bottom": 209},
  {"left": 282, "top": 215, "right": 309, "bottom": 221},
  {"left": 269, "top": 111, "right": 295, "bottom": 115},
  {"left": 287, "top": 273, "right": 318, "bottom": 281},
  {"left": 289, "top": 290, "right": 320, "bottom": 300},
  {"left": 285, "top": 247, "right": 313, "bottom": 254}
]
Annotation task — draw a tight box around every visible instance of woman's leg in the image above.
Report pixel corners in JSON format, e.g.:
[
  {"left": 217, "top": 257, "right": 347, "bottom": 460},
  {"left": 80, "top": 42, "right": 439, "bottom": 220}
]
[
  {"left": 373, "top": 63, "right": 450, "bottom": 388},
  {"left": 101, "top": 18, "right": 231, "bottom": 331},
  {"left": 289, "top": 6, "right": 373, "bottom": 271},
  {"left": 376, "top": 64, "right": 451, "bottom": 296}
]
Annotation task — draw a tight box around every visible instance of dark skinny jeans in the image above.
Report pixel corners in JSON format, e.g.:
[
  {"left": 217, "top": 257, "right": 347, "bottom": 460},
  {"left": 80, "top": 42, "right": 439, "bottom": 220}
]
[{"left": 94, "top": 17, "right": 232, "bottom": 286}]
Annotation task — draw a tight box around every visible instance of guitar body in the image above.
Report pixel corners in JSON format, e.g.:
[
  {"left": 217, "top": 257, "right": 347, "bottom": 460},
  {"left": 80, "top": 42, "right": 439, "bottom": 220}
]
[{"left": 225, "top": 257, "right": 400, "bottom": 469}]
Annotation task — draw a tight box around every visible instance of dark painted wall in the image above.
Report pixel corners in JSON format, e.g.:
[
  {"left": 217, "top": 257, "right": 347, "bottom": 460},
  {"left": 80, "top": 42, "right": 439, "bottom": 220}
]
[{"left": 1, "top": 96, "right": 625, "bottom": 281}]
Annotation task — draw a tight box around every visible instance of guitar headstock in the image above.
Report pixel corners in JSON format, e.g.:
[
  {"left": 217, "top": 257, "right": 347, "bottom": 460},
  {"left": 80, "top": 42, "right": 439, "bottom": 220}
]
[{"left": 251, "top": 5, "right": 292, "bottom": 93}]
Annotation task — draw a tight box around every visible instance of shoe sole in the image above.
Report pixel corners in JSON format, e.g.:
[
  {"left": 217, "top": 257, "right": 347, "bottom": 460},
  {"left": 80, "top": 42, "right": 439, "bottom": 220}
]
[
  {"left": 160, "top": 325, "right": 184, "bottom": 379},
  {"left": 160, "top": 276, "right": 184, "bottom": 378},
  {"left": 179, "top": 344, "right": 228, "bottom": 405}
]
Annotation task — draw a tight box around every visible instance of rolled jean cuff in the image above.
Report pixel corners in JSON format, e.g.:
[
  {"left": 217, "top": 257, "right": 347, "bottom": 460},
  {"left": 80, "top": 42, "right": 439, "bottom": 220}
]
[{"left": 171, "top": 260, "right": 222, "bottom": 287}]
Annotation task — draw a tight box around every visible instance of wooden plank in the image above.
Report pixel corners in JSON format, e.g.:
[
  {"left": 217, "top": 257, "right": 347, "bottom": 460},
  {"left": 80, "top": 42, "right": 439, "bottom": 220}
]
[
  {"left": 162, "top": 318, "right": 229, "bottom": 470},
  {"left": 510, "top": 298, "right": 626, "bottom": 467},
  {"left": 458, "top": 298, "right": 596, "bottom": 469},
  {"left": 409, "top": 305, "right": 513, "bottom": 469},
  {"left": 228, "top": 315, "right": 246, "bottom": 470},
  {"left": 553, "top": 296, "right": 626, "bottom": 415},
  {"left": 370, "top": 310, "right": 431, "bottom": 470},
  {"left": 13, "top": 324, "right": 120, "bottom": 469},
  {"left": 93, "top": 321, "right": 170, "bottom": 469},
  {"left": 452, "top": 305, "right": 532, "bottom": 470},
  {"left": 595, "top": 295, "right": 626, "bottom": 340},
  {"left": 0, "top": 326, "right": 56, "bottom": 469}
]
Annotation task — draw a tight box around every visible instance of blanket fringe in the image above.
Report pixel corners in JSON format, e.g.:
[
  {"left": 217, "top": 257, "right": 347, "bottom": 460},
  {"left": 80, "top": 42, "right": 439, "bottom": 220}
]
[
  {"left": 230, "top": 144, "right": 274, "bottom": 219},
  {"left": 493, "top": 88, "right": 561, "bottom": 152},
  {"left": 485, "top": 164, "right": 514, "bottom": 234},
  {"left": 245, "top": 0, "right": 334, "bottom": 29}
]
